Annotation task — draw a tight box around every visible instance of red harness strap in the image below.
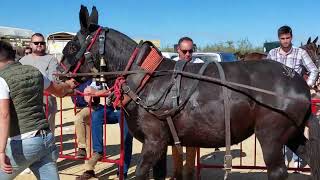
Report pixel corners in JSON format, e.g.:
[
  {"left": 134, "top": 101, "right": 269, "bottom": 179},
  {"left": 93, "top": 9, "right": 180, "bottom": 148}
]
[
  {"left": 114, "top": 47, "right": 164, "bottom": 107},
  {"left": 136, "top": 48, "right": 164, "bottom": 92}
]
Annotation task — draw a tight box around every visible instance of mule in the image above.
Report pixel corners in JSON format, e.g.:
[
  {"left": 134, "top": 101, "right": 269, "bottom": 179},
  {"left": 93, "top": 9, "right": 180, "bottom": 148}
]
[{"left": 59, "top": 5, "right": 320, "bottom": 180}]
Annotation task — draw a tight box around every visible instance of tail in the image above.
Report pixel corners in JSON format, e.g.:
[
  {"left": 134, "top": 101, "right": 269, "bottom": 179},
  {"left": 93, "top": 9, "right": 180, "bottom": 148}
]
[{"left": 308, "top": 114, "right": 320, "bottom": 180}]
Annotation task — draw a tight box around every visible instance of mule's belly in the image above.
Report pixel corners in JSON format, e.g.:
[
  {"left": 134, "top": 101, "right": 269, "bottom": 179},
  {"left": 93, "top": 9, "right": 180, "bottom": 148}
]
[{"left": 174, "top": 97, "right": 256, "bottom": 148}]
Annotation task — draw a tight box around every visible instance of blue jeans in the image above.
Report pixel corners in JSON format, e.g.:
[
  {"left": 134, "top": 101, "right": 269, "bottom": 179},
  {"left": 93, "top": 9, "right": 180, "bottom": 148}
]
[
  {"left": 0, "top": 132, "right": 59, "bottom": 180},
  {"left": 91, "top": 105, "right": 133, "bottom": 175},
  {"left": 284, "top": 146, "right": 301, "bottom": 163}
]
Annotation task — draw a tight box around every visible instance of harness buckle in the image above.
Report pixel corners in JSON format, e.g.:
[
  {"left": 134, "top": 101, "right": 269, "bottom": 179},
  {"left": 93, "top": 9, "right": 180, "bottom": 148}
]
[
  {"left": 136, "top": 97, "right": 142, "bottom": 104},
  {"left": 122, "top": 85, "right": 131, "bottom": 94},
  {"left": 85, "top": 35, "right": 92, "bottom": 40},
  {"left": 84, "top": 51, "right": 92, "bottom": 59},
  {"left": 224, "top": 154, "right": 233, "bottom": 171}
]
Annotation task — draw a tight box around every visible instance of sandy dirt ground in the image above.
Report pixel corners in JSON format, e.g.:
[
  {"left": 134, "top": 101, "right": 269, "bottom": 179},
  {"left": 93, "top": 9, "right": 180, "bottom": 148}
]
[{"left": 15, "top": 98, "right": 311, "bottom": 180}]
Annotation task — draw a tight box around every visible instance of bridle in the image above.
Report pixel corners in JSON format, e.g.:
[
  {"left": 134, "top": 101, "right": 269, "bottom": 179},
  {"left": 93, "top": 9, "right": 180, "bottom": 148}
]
[{"left": 60, "top": 26, "right": 106, "bottom": 75}]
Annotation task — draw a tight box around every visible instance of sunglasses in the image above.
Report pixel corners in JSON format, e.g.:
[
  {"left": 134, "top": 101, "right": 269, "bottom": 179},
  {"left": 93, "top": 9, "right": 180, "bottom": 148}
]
[
  {"left": 32, "top": 41, "right": 46, "bottom": 45},
  {"left": 181, "top": 49, "right": 193, "bottom": 54},
  {"left": 25, "top": 52, "right": 32, "bottom": 55}
]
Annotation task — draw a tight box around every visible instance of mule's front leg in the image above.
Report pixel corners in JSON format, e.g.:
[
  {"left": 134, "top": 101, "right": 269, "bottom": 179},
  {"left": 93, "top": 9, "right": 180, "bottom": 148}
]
[{"left": 135, "top": 140, "right": 167, "bottom": 180}]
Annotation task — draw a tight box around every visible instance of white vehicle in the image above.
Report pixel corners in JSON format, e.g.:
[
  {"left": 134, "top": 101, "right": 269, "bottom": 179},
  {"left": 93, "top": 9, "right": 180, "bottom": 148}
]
[
  {"left": 193, "top": 52, "right": 238, "bottom": 62},
  {"left": 47, "top": 32, "right": 76, "bottom": 61},
  {"left": 161, "top": 52, "right": 178, "bottom": 60}
]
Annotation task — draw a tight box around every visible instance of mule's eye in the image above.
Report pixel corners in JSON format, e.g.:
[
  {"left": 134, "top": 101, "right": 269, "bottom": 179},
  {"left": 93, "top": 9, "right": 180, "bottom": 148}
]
[{"left": 63, "top": 41, "right": 81, "bottom": 56}]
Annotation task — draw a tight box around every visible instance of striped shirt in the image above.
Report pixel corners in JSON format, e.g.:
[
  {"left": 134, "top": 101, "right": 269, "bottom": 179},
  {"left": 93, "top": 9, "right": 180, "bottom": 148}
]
[{"left": 267, "top": 46, "right": 319, "bottom": 86}]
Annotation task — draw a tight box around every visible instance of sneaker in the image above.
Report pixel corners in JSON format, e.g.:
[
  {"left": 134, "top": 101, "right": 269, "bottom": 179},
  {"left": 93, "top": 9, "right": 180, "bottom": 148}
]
[
  {"left": 76, "top": 148, "right": 87, "bottom": 159},
  {"left": 116, "top": 171, "right": 128, "bottom": 179},
  {"left": 87, "top": 152, "right": 103, "bottom": 166},
  {"left": 76, "top": 170, "right": 95, "bottom": 180},
  {"left": 20, "top": 168, "right": 31, "bottom": 174}
]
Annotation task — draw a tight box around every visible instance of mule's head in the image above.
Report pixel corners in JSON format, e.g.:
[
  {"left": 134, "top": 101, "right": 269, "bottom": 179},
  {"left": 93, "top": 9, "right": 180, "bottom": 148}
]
[
  {"left": 59, "top": 5, "right": 136, "bottom": 83},
  {"left": 58, "top": 5, "right": 99, "bottom": 77},
  {"left": 301, "top": 37, "right": 320, "bottom": 67}
]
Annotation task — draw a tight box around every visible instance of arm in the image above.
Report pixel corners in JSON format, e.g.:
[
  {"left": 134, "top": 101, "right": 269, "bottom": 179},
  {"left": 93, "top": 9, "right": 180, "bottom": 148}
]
[
  {"left": 301, "top": 50, "right": 319, "bottom": 87},
  {"left": 47, "top": 56, "right": 59, "bottom": 81},
  {"left": 0, "top": 99, "right": 12, "bottom": 174},
  {"left": 83, "top": 86, "right": 110, "bottom": 103},
  {"left": 0, "top": 99, "right": 10, "bottom": 154},
  {"left": 45, "top": 77, "right": 76, "bottom": 97},
  {"left": 266, "top": 49, "right": 273, "bottom": 60}
]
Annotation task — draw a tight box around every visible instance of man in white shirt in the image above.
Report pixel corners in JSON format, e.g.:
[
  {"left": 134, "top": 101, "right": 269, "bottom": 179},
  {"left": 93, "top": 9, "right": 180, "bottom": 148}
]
[
  {"left": 20, "top": 33, "right": 59, "bottom": 136},
  {"left": 171, "top": 37, "right": 200, "bottom": 179},
  {"left": 267, "top": 25, "right": 319, "bottom": 168},
  {"left": 267, "top": 26, "right": 319, "bottom": 87},
  {"left": 173, "top": 37, "right": 204, "bottom": 64}
]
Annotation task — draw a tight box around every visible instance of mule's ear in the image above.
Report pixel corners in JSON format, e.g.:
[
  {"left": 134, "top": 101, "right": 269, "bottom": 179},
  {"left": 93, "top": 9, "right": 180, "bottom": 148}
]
[
  {"left": 79, "top": 5, "right": 89, "bottom": 31},
  {"left": 88, "top": 6, "right": 100, "bottom": 32},
  {"left": 89, "top": 6, "right": 99, "bottom": 25},
  {"left": 307, "top": 37, "right": 311, "bottom": 44},
  {"left": 313, "top": 36, "right": 318, "bottom": 44}
]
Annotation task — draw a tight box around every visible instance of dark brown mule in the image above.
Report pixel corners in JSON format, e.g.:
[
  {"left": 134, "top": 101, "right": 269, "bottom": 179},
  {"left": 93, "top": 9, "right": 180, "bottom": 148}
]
[{"left": 59, "top": 6, "right": 320, "bottom": 180}]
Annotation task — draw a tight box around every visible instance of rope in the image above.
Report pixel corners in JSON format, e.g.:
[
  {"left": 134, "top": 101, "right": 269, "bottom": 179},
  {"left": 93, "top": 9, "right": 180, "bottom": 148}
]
[{"left": 73, "top": 76, "right": 126, "bottom": 109}]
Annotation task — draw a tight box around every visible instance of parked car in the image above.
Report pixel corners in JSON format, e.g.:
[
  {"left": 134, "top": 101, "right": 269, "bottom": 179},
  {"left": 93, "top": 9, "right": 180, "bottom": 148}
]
[
  {"left": 161, "top": 52, "right": 178, "bottom": 59},
  {"left": 192, "top": 52, "right": 238, "bottom": 62}
]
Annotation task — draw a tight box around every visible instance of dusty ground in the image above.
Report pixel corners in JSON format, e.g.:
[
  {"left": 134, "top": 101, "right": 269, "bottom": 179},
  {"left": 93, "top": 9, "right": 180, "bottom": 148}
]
[{"left": 15, "top": 98, "right": 311, "bottom": 180}]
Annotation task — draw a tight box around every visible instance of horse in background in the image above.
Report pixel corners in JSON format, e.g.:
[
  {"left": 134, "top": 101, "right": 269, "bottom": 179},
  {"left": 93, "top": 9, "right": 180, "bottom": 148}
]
[
  {"left": 301, "top": 37, "right": 319, "bottom": 67},
  {"left": 234, "top": 52, "right": 267, "bottom": 61},
  {"left": 242, "top": 52, "right": 267, "bottom": 61}
]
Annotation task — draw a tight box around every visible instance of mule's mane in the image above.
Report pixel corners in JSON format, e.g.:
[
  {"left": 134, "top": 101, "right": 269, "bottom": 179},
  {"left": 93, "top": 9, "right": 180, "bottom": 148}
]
[{"left": 104, "top": 28, "right": 137, "bottom": 72}]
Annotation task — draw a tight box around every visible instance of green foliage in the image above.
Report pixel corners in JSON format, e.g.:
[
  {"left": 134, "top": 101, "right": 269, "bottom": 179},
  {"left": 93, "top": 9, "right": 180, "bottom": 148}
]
[
  {"left": 160, "top": 45, "right": 175, "bottom": 52},
  {"left": 161, "top": 39, "right": 264, "bottom": 54},
  {"left": 200, "top": 39, "right": 264, "bottom": 53}
]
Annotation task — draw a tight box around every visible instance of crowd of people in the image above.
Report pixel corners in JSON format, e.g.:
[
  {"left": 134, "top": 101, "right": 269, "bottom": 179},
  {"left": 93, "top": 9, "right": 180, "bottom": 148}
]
[{"left": 0, "top": 24, "right": 318, "bottom": 180}]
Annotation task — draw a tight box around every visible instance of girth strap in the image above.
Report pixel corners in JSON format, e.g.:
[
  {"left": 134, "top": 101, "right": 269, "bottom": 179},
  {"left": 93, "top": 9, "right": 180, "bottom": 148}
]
[
  {"left": 166, "top": 116, "right": 183, "bottom": 154},
  {"left": 167, "top": 60, "right": 188, "bottom": 155},
  {"left": 172, "top": 60, "right": 188, "bottom": 108},
  {"left": 212, "top": 61, "right": 232, "bottom": 179}
]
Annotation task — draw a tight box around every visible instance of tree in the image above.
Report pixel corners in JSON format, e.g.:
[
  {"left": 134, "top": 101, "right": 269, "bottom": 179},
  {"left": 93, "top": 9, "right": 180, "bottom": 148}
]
[{"left": 162, "top": 39, "right": 264, "bottom": 54}]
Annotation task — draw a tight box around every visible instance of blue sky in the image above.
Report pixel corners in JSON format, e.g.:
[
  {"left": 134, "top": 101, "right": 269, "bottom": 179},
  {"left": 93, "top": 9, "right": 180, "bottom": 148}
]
[{"left": 0, "top": 0, "right": 319, "bottom": 48}]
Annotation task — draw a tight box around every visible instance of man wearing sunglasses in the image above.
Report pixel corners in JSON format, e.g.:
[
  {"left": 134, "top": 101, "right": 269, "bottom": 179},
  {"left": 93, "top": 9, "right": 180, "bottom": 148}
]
[
  {"left": 169, "top": 37, "right": 202, "bottom": 179},
  {"left": 173, "top": 37, "right": 203, "bottom": 63},
  {"left": 20, "top": 33, "right": 59, "bottom": 138}
]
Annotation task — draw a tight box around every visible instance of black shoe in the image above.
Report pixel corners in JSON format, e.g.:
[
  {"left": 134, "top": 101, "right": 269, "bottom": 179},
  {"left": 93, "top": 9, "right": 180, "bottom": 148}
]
[
  {"left": 117, "top": 171, "right": 128, "bottom": 179},
  {"left": 76, "top": 170, "right": 95, "bottom": 180},
  {"left": 76, "top": 148, "right": 87, "bottom": 159}
]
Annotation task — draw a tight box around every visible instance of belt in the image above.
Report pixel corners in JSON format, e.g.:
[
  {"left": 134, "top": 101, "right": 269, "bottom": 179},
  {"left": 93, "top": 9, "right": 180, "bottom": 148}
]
[{"left": 35, "top": 127, "right": 51, "bottom": 136}]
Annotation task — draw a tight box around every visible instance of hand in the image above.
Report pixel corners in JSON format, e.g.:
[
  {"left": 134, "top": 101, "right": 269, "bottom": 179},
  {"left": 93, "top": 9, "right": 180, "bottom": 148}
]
[
  {"left": 84, "top": 87, "right": 97, "bottom": 103},
  {"left": 65, "top": 78, "right": 77, "bottom": 89},
  {"left": 95, "top": 89, "right": 111, "bottom": 97},
  {"left": 0, "top": 152, "right": 12, "bottom": 174},
  {"left": 84, "top": 87, "right": 97, "bottom": 96}
]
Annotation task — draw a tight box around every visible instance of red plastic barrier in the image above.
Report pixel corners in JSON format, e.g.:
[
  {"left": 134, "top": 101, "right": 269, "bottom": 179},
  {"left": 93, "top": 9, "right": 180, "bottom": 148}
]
[
  {"left": 44, "top": 94, "right": 125, "bottom": 180},
  {"left": 195, "top": 98, "right": 320, "bottom": 179}
]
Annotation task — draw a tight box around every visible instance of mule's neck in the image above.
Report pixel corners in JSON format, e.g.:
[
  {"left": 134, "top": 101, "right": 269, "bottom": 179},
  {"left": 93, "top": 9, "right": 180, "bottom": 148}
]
[{"left": 104, "top": 29, "right": 137, "bottom": 71}]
